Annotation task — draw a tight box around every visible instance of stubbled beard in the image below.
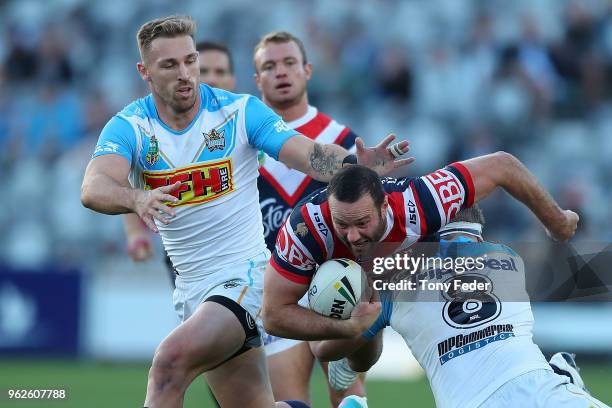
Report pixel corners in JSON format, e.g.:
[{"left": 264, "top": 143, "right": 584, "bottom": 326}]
[
  {"left": 268, "top": 85, "right": 305, "bottom": 110},
  {"left": 342, "top": 215, "right": 387, "bottom": 257}
]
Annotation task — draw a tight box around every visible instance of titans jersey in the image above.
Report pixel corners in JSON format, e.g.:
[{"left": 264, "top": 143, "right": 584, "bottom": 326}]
[
  {"left": 270, "top": 163, "right": 475, "bottom": 284},
  {"left": 258, "top": 106, "right": 357, "bottom": 251},
  {"left": 364, "top": 242, "right": 551, "bottom": 408},
  {"left": 93, "top": 84, "right": 298, "bottom": 278}
]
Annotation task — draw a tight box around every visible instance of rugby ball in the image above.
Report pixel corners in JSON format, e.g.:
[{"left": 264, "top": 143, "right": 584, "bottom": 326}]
[{"left": 308, "top": 258, "right": 364, "bottom": 320}]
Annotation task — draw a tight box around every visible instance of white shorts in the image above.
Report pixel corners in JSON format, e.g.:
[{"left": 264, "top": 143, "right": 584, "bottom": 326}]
[
  {"left": 263, "top": 294, "right": 309, "bottom": 356},
  {"left": 173, "top": 249, "right": 269, "bottom": 344},
  {"left": 479, "top": 369, "right": 610, "bottom": 408}
]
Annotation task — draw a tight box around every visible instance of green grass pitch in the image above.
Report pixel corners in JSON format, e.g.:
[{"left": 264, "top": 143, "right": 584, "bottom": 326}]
[{"left": 0, "top": 359, "right": 610, "bottom": 407}]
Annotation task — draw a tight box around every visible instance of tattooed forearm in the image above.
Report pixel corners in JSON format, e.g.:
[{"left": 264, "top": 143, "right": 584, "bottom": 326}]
[{"left": 309, "top": 143, "right": 343, "bottom": 178}]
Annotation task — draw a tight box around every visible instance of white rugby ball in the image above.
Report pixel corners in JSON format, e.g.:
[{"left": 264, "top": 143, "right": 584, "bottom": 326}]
[{"left": 308, "top": 258, "right": 364, "bottom": 320}]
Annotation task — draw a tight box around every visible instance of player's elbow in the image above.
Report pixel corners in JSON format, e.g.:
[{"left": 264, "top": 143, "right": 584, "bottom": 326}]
[
  {"left": 261, "top": 302, "right": 283, "bottom": 336},
  {"left": 489, "top": 151, "right": 521, "bottom": 185},
  {"left": 80, "top": 181, "right": 95, "bottom": 210}
]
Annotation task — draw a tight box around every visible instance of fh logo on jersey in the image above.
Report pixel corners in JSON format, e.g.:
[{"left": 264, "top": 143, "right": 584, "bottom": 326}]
[{"left": 143, "top": 159, "right": 234, "bottom": 206}]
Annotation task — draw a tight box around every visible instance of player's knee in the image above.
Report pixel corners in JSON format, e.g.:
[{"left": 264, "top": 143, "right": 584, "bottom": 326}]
[{"left": 149, "top": 340, "right": 189, "bottom": 384}]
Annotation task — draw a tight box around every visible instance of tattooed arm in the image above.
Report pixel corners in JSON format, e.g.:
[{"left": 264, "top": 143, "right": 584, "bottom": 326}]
[
  {"left": 277, "top": 135, "right": 348, "bottom": 182},
  {"left": 278, "top": 134, "right": 415, "bottom": 182}
]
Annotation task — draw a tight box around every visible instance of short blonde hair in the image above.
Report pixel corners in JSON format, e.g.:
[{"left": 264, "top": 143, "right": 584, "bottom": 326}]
[
  {"left": 137, "top": 15, "right": 196, "bottom": 61},
  {"left": 253, "top": 31, "right": 308, "bottom": 71}
]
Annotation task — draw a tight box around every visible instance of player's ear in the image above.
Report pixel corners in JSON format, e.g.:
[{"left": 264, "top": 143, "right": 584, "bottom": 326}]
[
  {"left": 380, "top": 196, "right": 389, "bottom": 217},
  {"left": 137, "top": 62, "right": 150, "bottom": 82},
  {"left": 304, "top": 62, "right": 313, "bottom": 80},
  {"left": 254, "top": 71, "right": 263, "bottom": 91}
]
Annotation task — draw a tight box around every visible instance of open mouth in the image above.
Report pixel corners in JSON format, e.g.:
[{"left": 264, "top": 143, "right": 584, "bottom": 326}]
[
  {"left": 176, "top": 86, "right": 193, "bottom": 97},
  {"left": 275, "top": 82, "right": 291, "bottom": 90}
]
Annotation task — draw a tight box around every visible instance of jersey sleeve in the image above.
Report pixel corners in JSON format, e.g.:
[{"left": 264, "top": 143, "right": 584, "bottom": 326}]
[
  {"left": 362, "top": 292, "right": 393, "bottom": 339},
  {"left": 270, "top": 204, "right": 327, "bottom": 285},
  {"left": 339, "top": 129, "right": 357, "bottom": 152},
  {"left": 245, "top": 95, "right": 299, "bottom": 160},
  {"left": 408, "top": 162, "right": 475, "bottom": 237},
  {"left": 92, "top": 115, "right": 137, "bottom": 165}
]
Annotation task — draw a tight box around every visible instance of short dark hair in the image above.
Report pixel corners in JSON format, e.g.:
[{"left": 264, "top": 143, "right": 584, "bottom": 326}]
[
  {"left": 196, "top": 41, "right": 234, "bottom": 73},
  {"left": 450, "top": 205, "right": 485, "bottom": 227},
  {"left": 253, "top": 31, "right": 308, "bottom": 71},
  {"left": 327, "top": 165, "right": 385, "bottom": 208}
]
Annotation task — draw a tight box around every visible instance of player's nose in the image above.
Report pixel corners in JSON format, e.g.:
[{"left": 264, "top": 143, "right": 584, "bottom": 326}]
[
  {"left": 347, "top": 227, "right": 361, "bottom": 243},
  {"left": 178, "top": 62, "right": 190, "bottom": 80}
]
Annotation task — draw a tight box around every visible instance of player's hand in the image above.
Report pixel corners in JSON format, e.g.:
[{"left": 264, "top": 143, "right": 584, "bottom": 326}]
[
  {"left": 126, "top": 233, "right": 154, "bottom": 262},
  {"left": 547, "top": 210, "right": 579, "bottom": 242},
  {"left": 346, "top": 286, "right": 381, "bottom": 337},
  {"left": 134, "top": 182, "right": 180, "bottom": 233},
  {"left": 355, "top": 134, "right": 415, "bottom": 176}
]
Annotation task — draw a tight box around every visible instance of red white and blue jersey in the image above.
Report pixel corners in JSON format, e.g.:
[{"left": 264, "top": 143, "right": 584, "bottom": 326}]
[
  {"left": 258, "top": 106, "right": 357, "bottom": 251},
  {"left": 270, "top": 163, "right": 475, "bottom": 284}
]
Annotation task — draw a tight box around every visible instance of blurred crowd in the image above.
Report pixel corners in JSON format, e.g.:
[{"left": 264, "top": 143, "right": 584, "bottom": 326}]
[{"left": 1, "top": 0, "right": 611, "bottom": 271}]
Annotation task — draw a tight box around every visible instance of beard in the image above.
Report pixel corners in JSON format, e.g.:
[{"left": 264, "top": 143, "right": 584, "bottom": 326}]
[
  {"left": 155, "top": 81, "right": 198, "bottom": 114},
  {"left": 267, "top": 84, "right": 306, "bottom": 110},
  {"left": 341, "top": 214, "right": 387, "bottom": 260}
]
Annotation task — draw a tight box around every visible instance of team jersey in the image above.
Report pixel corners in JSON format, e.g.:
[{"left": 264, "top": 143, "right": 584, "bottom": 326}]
[
  {"left": 93, "top": 84, "right": 298, "bottom": 278},
  {"left": 364, "top": 241, "right": 551, "bottom": 408},
  {"left": 270, "top": 163, "right": 475, "bottom": 284},
  {"left": 258, "top": 105, "right": 357, "bottom": 250}
]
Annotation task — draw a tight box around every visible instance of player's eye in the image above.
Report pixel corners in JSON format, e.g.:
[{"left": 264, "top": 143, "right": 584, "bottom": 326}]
[{"left": 262, "top": 63, "right": 274, "bottom": 71}]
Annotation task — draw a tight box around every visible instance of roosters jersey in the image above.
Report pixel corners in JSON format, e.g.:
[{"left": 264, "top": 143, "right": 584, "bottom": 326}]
[
  {"left": 258, "top": 106, "right": 357, "bottom": 250},
  {"left": 270, "top": 163, "right": 475, "bottom": 284},
  {"left": 93, "top": 84, "right": 298, "bottom": 278},
  {"left": 364, "top": 241, "right": 551, "bottom": 408}
]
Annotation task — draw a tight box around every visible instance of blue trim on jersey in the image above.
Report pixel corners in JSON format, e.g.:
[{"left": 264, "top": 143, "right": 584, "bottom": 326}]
[
  {"left": 93, "top": 115, "right": 136, "bottom": 164},
  {"left": 145, "top": 88, "right": 205, "bottom": 135},
  {"left": 362, "top": 291, "right": 393, "bottom": 339},
  {"left": 247, "top": 260, "right": 255, "bottom": 286},
  {"left": 245, "top": 95, "right": 298, "bottom": 160}
]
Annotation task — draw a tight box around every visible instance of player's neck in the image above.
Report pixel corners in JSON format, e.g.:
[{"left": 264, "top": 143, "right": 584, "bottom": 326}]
[
  {"left": 270, "top": 95, "right": 309, "bottom": 123},
  {"left": 153, "top": 92, "right": 201, "bottom": 131}
]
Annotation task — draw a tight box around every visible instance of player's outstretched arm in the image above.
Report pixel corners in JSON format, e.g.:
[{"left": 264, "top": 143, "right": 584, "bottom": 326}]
[
  {"left": 278, "top": 133, "right": 414, "bottom": 182},
  {"left": 262, "top": 263, "right": 380, "bottom": 340},
  {"left": 462, "top": 151, "right": 579, "bottom": 242},
  {"left": 81, "top": 155, "right": 179, "bottom": 232}
]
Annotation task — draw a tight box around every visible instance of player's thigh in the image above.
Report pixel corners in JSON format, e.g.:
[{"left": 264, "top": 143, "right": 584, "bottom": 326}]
[
  {"left": 268, "top": 341, "right": 315, "bottom": 402},
  {"left": 158, "top": 300, "right": 246, "bottom": 373},
  {"left": 205, "top": 346, "right": 276, "bottom": 408}
]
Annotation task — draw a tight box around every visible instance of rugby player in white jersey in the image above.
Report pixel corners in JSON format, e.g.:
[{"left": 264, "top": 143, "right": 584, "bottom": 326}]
[
  {"left": 122, "top": 40, "right": 237, "bottom": 280},
  {"left": 310, "top": 206, "right": 609, "bottom": 408},
  {"left": 261, "top": 160, "right": 579, "bottom": 406},
  {"left": 253, "top": 31, "right": 365, "bottom": 406},
  {"left": 80, "top": 15, "right": 413, "bottom": 408}
]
